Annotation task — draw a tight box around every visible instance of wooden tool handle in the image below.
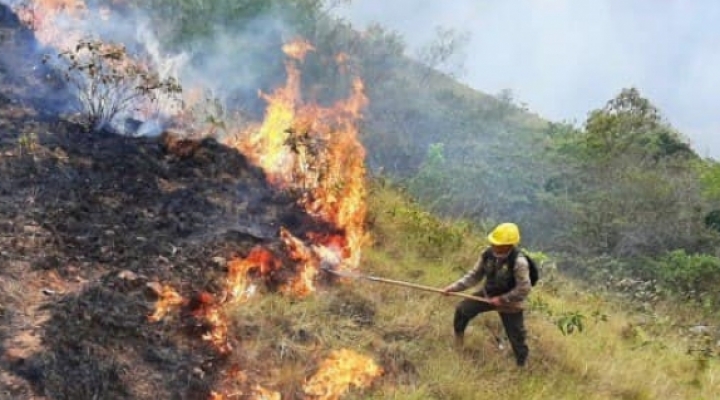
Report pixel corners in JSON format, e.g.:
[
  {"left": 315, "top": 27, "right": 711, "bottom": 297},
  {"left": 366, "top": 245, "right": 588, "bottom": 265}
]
[{"left": 364, "top": 276, "right": 491, "bottom": 303}]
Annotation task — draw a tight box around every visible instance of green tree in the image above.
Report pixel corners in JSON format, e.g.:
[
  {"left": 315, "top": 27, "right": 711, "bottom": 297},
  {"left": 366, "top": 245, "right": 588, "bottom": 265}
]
[
  {"left": 539, "top": 89, "right": 718, "bottom": 260},
  {"left": 583, "top": 87, "right": 695, "bottom": 161}
]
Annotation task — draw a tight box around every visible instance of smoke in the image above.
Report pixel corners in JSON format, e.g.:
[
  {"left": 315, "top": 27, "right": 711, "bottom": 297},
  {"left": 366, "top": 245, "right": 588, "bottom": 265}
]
[
  {"left": 0, "top": 0, "right": 301, "bottom": 134},
  {"left": 333, "top": 0, "right": 720, "bottom": 159}
]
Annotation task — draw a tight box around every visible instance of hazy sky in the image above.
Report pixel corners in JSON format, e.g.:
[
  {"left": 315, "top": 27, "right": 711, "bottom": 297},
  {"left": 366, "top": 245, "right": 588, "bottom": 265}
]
[{"left": 333, "top": 0, "right": 720, "bottom": 159}]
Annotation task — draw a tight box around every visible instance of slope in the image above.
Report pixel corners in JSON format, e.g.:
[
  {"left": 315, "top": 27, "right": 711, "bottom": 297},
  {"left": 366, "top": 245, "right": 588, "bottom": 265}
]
[{"left": 1, "top": 2, "right": 718, "bottom": 399}]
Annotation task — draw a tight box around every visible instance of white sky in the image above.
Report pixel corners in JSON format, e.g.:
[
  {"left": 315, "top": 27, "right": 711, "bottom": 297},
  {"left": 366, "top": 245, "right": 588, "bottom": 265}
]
[{"left": 333, "top": 0, "right": 720, "bottom": 159}]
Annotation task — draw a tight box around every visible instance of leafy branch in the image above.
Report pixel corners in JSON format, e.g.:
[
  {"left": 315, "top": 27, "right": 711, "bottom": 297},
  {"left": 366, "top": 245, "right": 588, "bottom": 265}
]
[{"left": 46, "top": 38, "right": 182, "bottom": 131}]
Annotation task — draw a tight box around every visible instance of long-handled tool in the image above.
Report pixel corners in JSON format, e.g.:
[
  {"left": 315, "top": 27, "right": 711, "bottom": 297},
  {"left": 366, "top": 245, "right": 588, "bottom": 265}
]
[{"left": 320, "top": 264, "right": 491, "bottom": 303}]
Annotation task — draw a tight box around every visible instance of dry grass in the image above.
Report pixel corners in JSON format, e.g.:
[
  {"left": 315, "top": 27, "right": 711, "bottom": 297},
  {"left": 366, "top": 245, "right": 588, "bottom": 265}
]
[{"left": 225, "top": 181, "right": 720, "bottom": 399}]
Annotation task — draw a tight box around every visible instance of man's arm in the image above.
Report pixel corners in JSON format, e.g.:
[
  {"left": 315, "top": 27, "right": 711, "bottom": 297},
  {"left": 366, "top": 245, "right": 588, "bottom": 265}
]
[
  {"left": 443, "top": 253, "right": 486, "bottom": 292},
  {"left": 499, "top": 255, "right": 532, "bottom": 304}
]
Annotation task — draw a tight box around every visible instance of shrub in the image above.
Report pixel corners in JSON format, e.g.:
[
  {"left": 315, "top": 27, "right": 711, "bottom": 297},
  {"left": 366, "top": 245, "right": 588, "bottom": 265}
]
[
  {"left": 47, "top": 38, "right": 181, "bottom": 130},
  {"left": 388, "top": 203, "right": 470, "bottom": 260},
  {"left": 650, "top": 250, "right": 720, "bottom": 305}
]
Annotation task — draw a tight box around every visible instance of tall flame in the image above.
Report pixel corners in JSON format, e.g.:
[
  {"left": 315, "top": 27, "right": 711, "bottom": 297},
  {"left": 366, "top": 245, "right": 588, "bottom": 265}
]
[{"left": 232, "top": 38, "right": 368, "bottom": 287}]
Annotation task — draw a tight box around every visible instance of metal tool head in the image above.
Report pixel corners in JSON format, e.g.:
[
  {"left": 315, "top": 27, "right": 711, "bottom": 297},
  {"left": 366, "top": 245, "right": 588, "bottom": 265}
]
[{"left": 319, "top": 260, "right": 364, "bottom": 279}]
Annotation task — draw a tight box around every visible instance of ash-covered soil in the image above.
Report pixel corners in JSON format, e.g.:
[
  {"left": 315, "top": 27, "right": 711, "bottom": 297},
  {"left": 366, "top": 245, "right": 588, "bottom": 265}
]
[
  {"left": 0, "top": 4, "right": 335, "bottom": 398},
  {"left": 0, "top": 96, "right": 327, "bottom": 400}
]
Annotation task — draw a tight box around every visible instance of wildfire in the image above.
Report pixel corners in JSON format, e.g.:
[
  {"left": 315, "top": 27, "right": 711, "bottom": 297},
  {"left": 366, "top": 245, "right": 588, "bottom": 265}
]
[
  {"left": 231, "top": 37, "right": 368, "bottom": 290},
  {"left": 16, "top": 1, "right": 378, "bottom": 395},
  {"left": 303, "top": 349, "right": 383, "bottom": 400}
]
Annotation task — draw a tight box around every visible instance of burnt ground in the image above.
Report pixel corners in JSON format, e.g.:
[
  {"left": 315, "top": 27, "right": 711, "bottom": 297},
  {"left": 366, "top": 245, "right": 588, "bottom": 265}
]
[
  {"left": 0, "top": 5, "right": 337, "bottom": 398},
  {"left": 0, "top": 98, "right": 330, "bottom": 399}
]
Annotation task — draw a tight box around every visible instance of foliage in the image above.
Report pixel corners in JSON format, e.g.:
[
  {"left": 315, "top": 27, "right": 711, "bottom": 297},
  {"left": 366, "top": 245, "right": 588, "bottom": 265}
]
[
  {"left": 378, "top": 190, "right": 473, "bottom": 260},
  {"left": 700, "top": 161, "right": 720, "bottom": 202},
  {"left": 582, "top": 87, "right": 695, "bottom": 161},
  {"left": 116, "top": 0, "right": 326, "bottom": 45},
  {"left": 49, "top": 38, "right": 181, "bottom": 130},
  {"left": 414, "top": 26, "right": 470, "bottom": 81},
  {"left": 556, "top": 311, "right": 586, "bottom": 335},
  {"left": 538, "top": 89, "right": 717, "bottom": 259},
  {"left": 644, "top": 250, "right": 720, "bottom": 306}
]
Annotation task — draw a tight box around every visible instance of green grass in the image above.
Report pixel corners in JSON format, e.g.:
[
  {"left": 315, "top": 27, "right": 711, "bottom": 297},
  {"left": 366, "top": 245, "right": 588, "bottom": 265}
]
[{"left": 225, "top": 180, "right": 719, "bottom": 399}]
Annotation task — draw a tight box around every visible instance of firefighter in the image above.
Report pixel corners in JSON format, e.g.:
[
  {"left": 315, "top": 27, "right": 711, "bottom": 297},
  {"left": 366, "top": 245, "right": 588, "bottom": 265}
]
[{"left": 442, "top": 222, "right": 531, "bottom": 367}]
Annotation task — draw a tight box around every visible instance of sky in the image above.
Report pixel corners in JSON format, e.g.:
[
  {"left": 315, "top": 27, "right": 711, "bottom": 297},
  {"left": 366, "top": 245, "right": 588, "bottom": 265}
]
[{"left": 332, "top": 0, "right": 720, "bottom": 159}]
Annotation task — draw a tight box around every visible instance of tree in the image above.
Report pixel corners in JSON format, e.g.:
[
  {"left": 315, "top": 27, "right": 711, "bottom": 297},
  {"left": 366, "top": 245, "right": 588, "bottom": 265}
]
[
  {"left": 583, "top": 87, "right": 695, "bottom": 161},
  {"left": 414, "top": 26, "right": 470, "bottom": 82},
  {"left": 545, "top": 88, "right": 713, "bottom": 259}
]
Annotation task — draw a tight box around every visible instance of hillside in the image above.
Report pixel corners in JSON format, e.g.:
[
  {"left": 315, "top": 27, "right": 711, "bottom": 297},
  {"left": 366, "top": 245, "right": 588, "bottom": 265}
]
[
  {"left": 1, "top": 116, "right": 718, "bottom": 399},
  {"left": 1, "top": 1, "right": 720, "bottom": 399}
]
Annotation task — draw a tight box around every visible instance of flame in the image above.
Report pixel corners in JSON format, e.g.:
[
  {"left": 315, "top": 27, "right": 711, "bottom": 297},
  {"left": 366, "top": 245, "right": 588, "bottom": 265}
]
[
  {"left": 278, "top": 227, "right": 319, "bottom": 296},
  {"left": 179, "top": 291, "right": 232, "bottom": 354},
  {"left": 199, "top": 302, "right": 230, "bottom": 353},
  {"left": 303, "top": 349, "right": 383, "bottom": 400},
  {"left": 226, "top": 246, "right": 279, "bottom": 302},
  {"left": 253, "top": 385, "right": 282, "bottom": 400},
  {"left": 15, "top": 0, "right": 87, "bottom": 48},
  {"left": 210, "top": 385, "right": 280, "bottom": 400},
  {"left": 282, "top": 38, "right": 315, "bottom": 61},
  {"left": 148, "top": 284, "right": 185, "bottom": 322},
  {"left": 229, "top": 38, "right": 368, "bottom": 298}
]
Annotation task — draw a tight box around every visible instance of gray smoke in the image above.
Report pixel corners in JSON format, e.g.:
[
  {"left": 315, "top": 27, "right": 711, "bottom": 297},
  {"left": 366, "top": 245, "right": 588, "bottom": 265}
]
[{"left": 0, "top": 0, "right": 297, "bottom": 135}]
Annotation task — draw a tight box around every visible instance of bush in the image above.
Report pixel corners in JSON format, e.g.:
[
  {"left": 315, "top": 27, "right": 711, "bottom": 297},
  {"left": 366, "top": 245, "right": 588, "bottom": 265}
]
[
  {"left": 389, "top": 203, "right": 471, "bottom": 260},
  {"left": 48, "top": 38, "right": 181, "bottom": 130},
  {"left": 649, "top": 250, "right": 720, "bottom": 305}
]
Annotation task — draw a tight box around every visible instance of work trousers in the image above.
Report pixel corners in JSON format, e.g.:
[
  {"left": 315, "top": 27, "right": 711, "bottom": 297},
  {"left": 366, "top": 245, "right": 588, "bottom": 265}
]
[{"left": 453, "top": 295, "right": 528, "bottom": 366}]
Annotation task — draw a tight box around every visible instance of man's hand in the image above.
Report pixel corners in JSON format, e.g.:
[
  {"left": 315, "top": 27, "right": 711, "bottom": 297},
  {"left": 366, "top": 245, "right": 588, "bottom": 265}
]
[
  {"left": 441, "top": 285, "right": 455, "bottom": 296},
  {"left": 488, "top": 296, "right": 503, "bottom": 307}
]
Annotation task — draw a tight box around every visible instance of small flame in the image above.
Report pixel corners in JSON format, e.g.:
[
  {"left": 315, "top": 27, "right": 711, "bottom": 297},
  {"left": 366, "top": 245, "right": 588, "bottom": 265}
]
[
  {"left": 188, "top": 292, "right": 232, "bottom": 353},
  {"left": 279, "top": 228, "right": 319, "bottom": 296},
  {"left": 148, "top": 284, "right": 185, "bottom": 322},
  {"left": 210, "top": 385, "right": 280, "bottom": 400},
  {"left": 200, "top": 306, "right": 230, "bottom": 353},
  {"left": 253, "top": 385, "right": 282, "bottom": 400},
  {"left": 282, "top": 38, "right": 315, "bottom": 61},
  {"left": 227, "top": 246, "right": 279, "bottom": 302},
  {"left": 303, "top": 349, "right": 383, "bottom": 400}
]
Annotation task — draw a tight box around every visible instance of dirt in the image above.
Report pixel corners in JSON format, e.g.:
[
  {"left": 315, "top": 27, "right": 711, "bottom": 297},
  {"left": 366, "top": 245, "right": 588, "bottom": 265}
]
[{"left": 0, "top": 5, "right": 337, "bottom": 397}]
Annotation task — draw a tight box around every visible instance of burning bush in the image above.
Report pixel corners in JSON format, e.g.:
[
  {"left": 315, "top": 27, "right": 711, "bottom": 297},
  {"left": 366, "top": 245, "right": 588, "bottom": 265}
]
[{"left": 45, "top": 38, "right": 181, "bottom": 130}]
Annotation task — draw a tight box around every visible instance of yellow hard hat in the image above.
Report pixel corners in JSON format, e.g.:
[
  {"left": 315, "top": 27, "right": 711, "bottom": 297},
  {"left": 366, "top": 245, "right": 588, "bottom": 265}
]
[{"left": 488, "top": 223, "right": 520, "bottom": 246}]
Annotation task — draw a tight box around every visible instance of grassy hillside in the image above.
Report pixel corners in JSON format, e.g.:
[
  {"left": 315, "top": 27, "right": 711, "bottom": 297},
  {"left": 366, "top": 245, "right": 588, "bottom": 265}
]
[{"left": 220, "top": 181, "right": 719, "bottom": 399}]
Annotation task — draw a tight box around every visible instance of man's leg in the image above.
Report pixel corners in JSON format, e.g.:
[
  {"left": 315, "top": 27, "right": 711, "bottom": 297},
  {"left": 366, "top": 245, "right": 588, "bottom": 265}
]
[
  {"left": 454, "top": 297, "right": 494, "bottom": 347},
  {"left": 499, "top": 311, "right": 528, "bottom": 366}
]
